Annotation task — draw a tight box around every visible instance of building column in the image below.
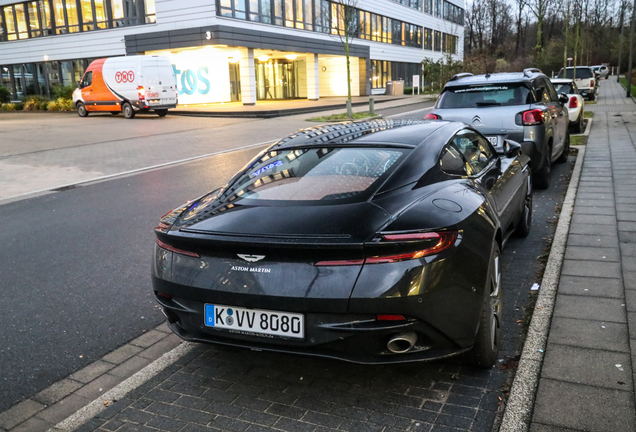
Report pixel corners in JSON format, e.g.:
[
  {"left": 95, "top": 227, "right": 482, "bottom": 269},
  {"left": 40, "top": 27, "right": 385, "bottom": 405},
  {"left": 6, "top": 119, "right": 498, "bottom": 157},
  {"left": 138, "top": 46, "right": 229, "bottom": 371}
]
[
  {"left": 239, "top": 48, "right": 256, "bottom": 106},
  {"left": 307, "top": 53, "right": 319, "bottom": 101}
]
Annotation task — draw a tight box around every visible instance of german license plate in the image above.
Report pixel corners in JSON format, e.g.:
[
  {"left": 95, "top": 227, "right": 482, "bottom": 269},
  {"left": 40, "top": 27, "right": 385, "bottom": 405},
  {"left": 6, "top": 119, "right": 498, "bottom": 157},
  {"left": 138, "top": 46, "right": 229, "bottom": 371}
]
[
  {"left": 487, "top": 136, "right": 498, "bottom": 147},
  {"left": 205, "top": 304, "right": 304, "bottom": 339}
]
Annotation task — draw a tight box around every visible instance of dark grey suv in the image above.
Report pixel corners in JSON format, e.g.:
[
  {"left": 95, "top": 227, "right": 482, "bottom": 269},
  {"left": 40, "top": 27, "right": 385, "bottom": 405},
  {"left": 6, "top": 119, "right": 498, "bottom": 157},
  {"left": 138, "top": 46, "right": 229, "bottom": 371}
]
[{"left": 426, "top": 69, "right": 570, "bottom": 189}]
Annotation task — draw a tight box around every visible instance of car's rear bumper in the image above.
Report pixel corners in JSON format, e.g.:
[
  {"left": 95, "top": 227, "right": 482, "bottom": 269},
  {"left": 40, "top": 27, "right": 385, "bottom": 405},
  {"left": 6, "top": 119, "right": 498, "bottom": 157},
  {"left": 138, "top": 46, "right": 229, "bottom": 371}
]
[{"left": 153, "top": 276, "right": 475, "bottom": 364}]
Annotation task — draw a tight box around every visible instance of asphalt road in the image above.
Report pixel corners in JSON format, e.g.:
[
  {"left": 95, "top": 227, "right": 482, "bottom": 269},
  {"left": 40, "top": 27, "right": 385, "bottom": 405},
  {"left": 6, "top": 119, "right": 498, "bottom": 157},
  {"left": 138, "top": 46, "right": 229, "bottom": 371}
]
[{"left": 0, "top": 106, "right": 574, "bottom": 429}]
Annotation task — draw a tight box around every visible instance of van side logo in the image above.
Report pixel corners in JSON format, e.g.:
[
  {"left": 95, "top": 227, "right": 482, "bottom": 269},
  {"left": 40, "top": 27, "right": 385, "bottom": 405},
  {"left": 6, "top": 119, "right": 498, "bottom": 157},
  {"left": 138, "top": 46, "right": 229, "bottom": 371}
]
[
  {"left": 115, "top": 71, "right": 135, "bottom": 83},
  {"left": 237, "top": 254, "right": 265, "bottom": 263}
]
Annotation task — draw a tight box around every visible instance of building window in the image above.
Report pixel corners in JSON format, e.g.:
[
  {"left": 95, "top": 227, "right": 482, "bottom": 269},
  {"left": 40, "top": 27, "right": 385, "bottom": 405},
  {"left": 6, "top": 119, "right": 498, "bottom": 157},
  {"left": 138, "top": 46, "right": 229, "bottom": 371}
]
[
  {"left": 442, "top": 1, "right": 463, "bottom": 26},
  {"left": 423, "top": 0, "right": 432, "bottom": 14},
  {"left": 0, "top": 0, "right": 155, "bottom": 42},
  {"left": 424, "top": 27, "right": 432, "bottom": 50},
  {"left": 443, "top": 32, "right": 457, "bottom": 54},
  {"left": 215, "top": 0, "right": 421, "bottom": 48},
  {"left": 433, "top": 30, "right": 441, "bottom": 51},
  {"left": 371, "top": 60, "right": 391, "bottom": 89},
  {"left": 434, "top": 0, "right": 441, "bottom": 18}
]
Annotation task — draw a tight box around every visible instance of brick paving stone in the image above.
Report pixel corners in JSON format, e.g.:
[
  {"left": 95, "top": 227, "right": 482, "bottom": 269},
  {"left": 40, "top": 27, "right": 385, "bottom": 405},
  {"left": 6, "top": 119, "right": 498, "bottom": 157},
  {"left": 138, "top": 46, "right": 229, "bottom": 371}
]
[{"left": 32, "top": 378, "right": 83, "bottom": 405}]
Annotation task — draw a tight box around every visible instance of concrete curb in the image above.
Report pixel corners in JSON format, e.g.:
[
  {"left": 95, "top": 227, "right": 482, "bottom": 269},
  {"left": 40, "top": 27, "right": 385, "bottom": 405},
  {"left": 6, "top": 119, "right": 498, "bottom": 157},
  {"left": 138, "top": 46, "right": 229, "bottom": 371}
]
[
  {"left": 47, "top": 342, "right": 194, "bottom": 432},
  {"left": 498, "top": 145, "right": 586, "bottom": 432}
]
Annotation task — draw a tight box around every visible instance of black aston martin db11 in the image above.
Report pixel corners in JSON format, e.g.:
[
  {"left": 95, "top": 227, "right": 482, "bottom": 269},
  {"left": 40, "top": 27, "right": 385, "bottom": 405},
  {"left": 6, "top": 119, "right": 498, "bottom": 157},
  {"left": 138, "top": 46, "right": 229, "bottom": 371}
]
[{"left": 152, "top": 119, "right": 532, "bottom": 367}]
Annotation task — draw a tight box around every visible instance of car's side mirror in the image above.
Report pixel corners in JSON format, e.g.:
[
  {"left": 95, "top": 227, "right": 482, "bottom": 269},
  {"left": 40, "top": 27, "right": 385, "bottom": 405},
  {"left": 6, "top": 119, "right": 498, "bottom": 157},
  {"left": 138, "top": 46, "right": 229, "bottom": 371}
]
[
  {"left": 504, "top": 140, "right": 522, "bottom": 158},
  {"left": 558, "top": 93, "right": 569, "bottom": 104}
]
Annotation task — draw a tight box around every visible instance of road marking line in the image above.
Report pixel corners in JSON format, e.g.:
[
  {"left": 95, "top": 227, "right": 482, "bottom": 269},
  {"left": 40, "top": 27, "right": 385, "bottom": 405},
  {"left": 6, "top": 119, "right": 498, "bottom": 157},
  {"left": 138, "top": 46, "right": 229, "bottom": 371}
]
[
  {"left": 48, "top": 342, "right": 195, "bottom": 432},
  {"left": 0, "top": 140, "right": 276, "bottom": 204}
]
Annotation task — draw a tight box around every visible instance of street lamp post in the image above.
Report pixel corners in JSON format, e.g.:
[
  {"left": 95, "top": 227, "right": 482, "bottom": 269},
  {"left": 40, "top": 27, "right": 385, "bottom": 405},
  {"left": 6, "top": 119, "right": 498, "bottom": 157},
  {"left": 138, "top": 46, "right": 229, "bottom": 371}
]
[{"left": 626, "top": 0, "right": 636, "bottom": 98}]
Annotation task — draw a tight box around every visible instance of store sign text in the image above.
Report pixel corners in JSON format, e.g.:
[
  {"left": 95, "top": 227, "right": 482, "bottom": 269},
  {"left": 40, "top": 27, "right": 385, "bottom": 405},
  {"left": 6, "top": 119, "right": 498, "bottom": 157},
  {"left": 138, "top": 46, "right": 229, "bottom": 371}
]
[{"left": 172, "top": 65, "right": 210, "bottom": 96}]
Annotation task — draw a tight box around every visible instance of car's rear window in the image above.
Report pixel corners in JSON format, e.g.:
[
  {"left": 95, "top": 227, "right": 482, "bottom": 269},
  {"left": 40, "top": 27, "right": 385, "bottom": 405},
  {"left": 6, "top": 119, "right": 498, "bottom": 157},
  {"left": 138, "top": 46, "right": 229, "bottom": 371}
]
[
  {"left": 218, "top": 147, "right": 406, "bottom": 202},
  {"left": 558, "top": 68, "right": 593, "bottom": 79},
  {"left": 553, "top": 83, "right": 575, "bottom": 94},
  {"left": 438, "top": 83, "right": 534, "bottom": 108}
]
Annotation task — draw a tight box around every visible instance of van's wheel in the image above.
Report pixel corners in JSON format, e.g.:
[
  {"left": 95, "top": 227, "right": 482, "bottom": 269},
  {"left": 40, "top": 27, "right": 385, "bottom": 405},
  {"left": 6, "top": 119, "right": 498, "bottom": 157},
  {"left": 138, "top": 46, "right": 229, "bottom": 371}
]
[
  {"left": 462, "top": 243, "right": 502, "bottom": 368},
  {"left": 123, "top": 102, "right": 135, "bottom": 119},
  {"left": 76, "top": 103, "right": 88, "bottom": 117},
  {"left": 155, "top": 109, "right": 168, "bottom": 117},
  {"left": 534, "top": 147, "right": 551, "bottom": 189},
  {"left": 515, "top": 174, "right": 533, "bottom": 237}
]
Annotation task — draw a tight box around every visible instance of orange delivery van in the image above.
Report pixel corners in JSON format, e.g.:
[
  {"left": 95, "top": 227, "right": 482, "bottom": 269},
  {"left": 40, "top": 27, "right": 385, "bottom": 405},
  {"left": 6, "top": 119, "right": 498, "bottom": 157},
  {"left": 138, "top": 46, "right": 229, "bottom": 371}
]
[{"left": 72, "top": 55, "right": 178, "bottom": 119}]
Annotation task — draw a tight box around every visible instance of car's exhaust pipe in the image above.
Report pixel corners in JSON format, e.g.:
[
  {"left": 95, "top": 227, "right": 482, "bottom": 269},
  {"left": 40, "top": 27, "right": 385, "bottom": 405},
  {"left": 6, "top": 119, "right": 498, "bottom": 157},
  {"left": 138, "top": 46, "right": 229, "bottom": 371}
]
[
  {"left": 387, "top": 332, "right": 418, "bottom": 353},
  {"left": 161, "top": 307, "right": 179, "bottom": 324}
]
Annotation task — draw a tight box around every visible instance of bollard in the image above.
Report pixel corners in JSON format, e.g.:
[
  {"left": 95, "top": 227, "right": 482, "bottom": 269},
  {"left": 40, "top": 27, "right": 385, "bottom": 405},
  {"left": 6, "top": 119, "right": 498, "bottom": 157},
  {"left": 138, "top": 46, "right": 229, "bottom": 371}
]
[{"left": 369, "top": 97, "right": 375, "bottom": 116}]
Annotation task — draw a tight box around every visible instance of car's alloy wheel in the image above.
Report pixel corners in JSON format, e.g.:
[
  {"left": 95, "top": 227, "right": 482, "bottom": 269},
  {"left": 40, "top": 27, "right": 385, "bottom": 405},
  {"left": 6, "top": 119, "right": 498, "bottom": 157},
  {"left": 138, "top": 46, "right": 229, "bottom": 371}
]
[
  {"left": 488, "top": 252, "right": 503, "bottom": 353},
  {"left": 534, "top": 147, "right": 551, "bottom": 189},
  {"left": 76, "top": 102, "right": 88, "bottom": 117},
  {"left": 557, "top": 133, "right": 570, "bottom": 163},
  {"left": 123, "top": 102, "right": 135, "bottom": 119},
  {"left": 516, "top": 174, "right": 533, "bottom": 237},
  {"left": 462, "top": 243, "right": 502, "bottom": 368}
]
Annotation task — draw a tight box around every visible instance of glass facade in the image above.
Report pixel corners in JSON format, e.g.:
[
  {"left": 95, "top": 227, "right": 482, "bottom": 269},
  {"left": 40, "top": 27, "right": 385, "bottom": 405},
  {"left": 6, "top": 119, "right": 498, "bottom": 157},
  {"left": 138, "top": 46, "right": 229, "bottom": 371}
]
[
  {"left": 0, "top": 0, "right": 155, "bottom": 41},
  {"left": 372, "top": 60, "right": 420, "bottom": 89},
  {"left": 217, "top": 0, "right": 423, "bottom": 48}
]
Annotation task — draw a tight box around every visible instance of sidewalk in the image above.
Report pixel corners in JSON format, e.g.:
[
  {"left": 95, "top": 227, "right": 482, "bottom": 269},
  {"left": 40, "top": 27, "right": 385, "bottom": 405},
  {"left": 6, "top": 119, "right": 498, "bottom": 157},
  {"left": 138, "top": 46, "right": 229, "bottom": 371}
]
[{"left": 504, "top": 78, "right": 636, "bottom": 431}]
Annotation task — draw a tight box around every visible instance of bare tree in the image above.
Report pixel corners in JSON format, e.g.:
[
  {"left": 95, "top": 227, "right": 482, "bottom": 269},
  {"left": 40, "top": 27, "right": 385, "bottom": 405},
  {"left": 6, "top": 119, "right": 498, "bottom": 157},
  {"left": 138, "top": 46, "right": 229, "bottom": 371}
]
[
  {"left": 331, "top": 0, "right": 361, "bottom": 119},
  {"left": 530, "top": 0, "right": 550, "bottom": 61}
]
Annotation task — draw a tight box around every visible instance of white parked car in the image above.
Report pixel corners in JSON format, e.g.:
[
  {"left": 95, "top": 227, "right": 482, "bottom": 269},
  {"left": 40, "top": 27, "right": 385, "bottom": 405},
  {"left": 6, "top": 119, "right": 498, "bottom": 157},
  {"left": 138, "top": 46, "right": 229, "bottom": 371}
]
[
  {"left": 551, "top": 78, "right": 585, "bottom": 133},
  {"left": 591, "top": 65, "right": 609, "bottom": 79}
]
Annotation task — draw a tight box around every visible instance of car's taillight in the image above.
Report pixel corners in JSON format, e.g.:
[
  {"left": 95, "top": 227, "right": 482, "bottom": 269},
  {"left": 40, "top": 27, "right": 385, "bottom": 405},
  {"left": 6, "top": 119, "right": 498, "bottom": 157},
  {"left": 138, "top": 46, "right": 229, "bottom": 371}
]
[
  {"left": 569, "top": 97, "right": 578, "bottom": 109},
  {"left": 424, "top": 113, "right": 441, "bottom": 120},
  {"left": 522, "top": 109, "right": 545, "bottom": 125},
  {"left": 590, "top": 79, "right": 594, "bottom": 88},
  {"left": 138, "top": 86, "right": 145, "bottom": 101},
  {"left": 376, "top": 314, "right": 406, "bottom": 321},
  {"left": 315, "top": 231, "right": 457, "bottom": 266},
  {"left": 156, "top": 238, "right": 200, "bottom": 258}
]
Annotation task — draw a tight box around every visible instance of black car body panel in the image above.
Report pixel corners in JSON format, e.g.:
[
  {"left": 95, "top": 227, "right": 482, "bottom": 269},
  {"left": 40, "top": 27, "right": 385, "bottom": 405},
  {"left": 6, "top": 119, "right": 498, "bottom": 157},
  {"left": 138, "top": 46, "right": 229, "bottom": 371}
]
[{"left": 152, "top": 120, "right": 531, "bottom": 364}]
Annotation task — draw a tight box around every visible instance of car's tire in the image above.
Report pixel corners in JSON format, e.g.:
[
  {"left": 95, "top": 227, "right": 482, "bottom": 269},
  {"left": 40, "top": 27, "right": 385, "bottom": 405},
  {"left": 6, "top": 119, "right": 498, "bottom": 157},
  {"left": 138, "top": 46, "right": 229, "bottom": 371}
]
[
  {"left": 76, "top": 102, "right": 88, "bottom": 117},
  {"left": 156, "top": 109, "right": 168, "bottom": 117},
  {"left": 463, "top": 243, "right": 503, "bottom": 368},
  {"left": 534, "top": 146, "right": 551, "bottom": 189},
  {"left": 110, "top": 111, "right": 119, "bottom": 116},
  {"left": 589, "top": 93, "right": 596, "bottom": 102},
  {"left": 123, "top": 102, "right": 135, "bottom": 119},
  {"left": 557, "top": 133, "right": 570, "bottom": 163},
  {"left": 515, "top": 174, "right": 533, "bottom": 237}
]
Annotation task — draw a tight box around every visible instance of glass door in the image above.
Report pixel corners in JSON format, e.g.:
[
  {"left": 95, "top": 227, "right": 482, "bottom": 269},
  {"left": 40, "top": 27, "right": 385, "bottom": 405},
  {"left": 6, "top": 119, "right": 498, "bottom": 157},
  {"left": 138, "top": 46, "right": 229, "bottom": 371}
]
[{"left": 256, "top": 59, "right": 299, "bottom": 100}]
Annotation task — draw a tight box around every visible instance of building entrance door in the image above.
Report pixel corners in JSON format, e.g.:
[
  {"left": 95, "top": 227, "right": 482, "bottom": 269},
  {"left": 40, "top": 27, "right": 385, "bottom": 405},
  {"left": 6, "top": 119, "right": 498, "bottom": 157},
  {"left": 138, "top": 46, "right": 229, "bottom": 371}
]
[{"left": 256, "top": 59, "right": 298, "bottom": 100}]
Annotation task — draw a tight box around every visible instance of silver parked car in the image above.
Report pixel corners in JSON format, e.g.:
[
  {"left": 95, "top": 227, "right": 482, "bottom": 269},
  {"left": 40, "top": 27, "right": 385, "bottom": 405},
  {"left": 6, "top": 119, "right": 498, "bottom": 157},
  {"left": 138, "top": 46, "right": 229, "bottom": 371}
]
[
  {"left": 591, "top": 65, "right": 609, "bottom": 80},
  {"left": 426, "top": 69, "right": 570, "bottom": 189}
]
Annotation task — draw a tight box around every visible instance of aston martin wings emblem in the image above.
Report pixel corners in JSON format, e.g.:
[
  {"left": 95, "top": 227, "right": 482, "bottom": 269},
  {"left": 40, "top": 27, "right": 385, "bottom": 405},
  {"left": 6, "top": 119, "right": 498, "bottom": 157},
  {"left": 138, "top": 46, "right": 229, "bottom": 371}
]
[{"left": 237, "top": 254, "right": 266, "bottom": 263}]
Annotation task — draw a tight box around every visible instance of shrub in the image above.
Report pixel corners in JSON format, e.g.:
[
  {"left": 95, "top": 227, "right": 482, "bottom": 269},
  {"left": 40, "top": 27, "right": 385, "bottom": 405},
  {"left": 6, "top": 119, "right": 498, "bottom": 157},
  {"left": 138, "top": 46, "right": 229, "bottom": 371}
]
[
  {"left": 23, "top": 95, "right": 50, "bottom": 111},
  {"left": 51, "top": 83, "right": 76, "bottom": 99},
  {"left": 0, "top": 85, "right": 10, "bottom": 103},
  {"left": 47, "top": 98, "right": 73, "bottom": 111},
  {"left": 0, "top": 103, "right": 16, "bottom": 111}
]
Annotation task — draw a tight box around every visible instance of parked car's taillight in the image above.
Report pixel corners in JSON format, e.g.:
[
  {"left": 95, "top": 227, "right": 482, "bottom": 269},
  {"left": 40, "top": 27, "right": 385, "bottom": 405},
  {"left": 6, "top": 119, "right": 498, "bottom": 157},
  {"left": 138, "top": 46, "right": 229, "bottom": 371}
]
[
  {"left": 424, "top": 113, "right": 441, "bottom": 120},
  {"left": 138, "top": 86, "right": 145, "bottom": 101},
  {"left": 156, "top": 238, "right": 200, "bottom": 258},
  {"left": 569, "top": 97, "right": 578, "bottom": 109},
  {"left": 590, "top": 79, "right": 594, "bottom": 88},
  {"left": 315, "top": 231, "right": 457, "bottom": 266},
  {"left": 522, "top": 109, "right": 545, "bottom": 125}
]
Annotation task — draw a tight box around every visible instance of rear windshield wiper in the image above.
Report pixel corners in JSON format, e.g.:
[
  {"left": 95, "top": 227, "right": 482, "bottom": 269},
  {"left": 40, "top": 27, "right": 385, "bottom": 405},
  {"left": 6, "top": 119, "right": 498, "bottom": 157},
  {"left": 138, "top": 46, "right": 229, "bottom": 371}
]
[{"left": 475, "top": 101, "right": 502, "bottom": 106}]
